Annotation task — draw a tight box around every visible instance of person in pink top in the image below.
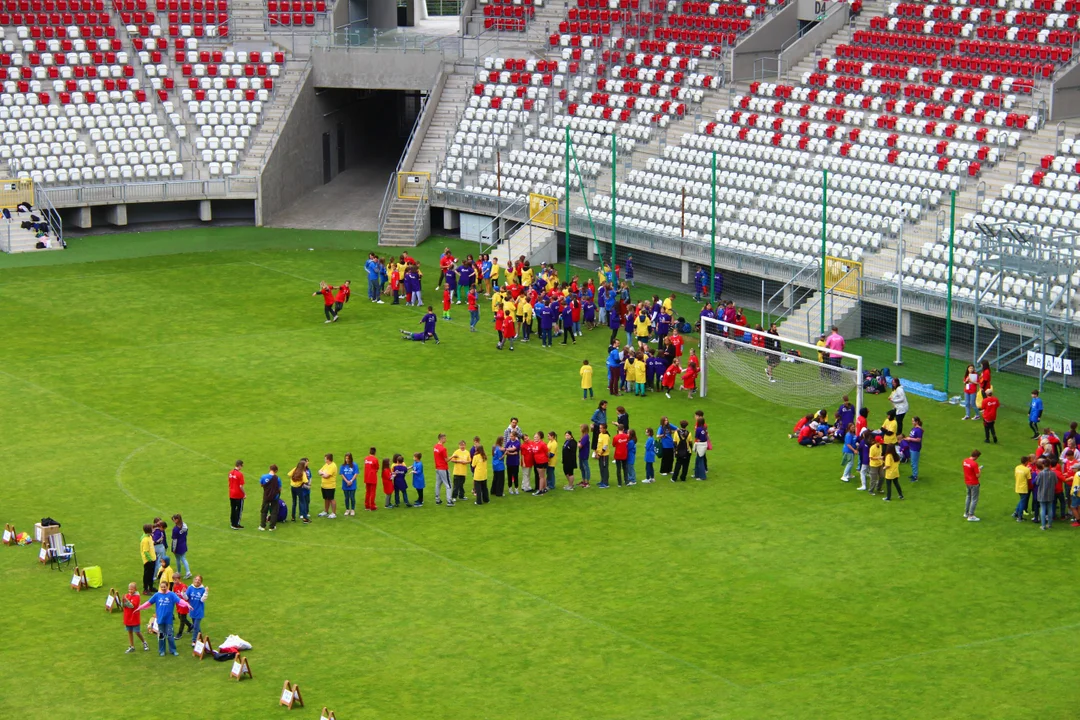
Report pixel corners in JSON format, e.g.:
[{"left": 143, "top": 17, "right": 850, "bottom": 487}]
[{"left": 824, "top": 326, "right": 845, "bottom": 367}]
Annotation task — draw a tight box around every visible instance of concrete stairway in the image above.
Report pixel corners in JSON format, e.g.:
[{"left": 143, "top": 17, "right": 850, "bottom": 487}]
[
  {"left": 2, "top": 223, "right": 59, "bottom": 253},
  {"left": 228, "top": 0, "right": 271, "bottom": 42},
  {"left": 380, "top": 194, "right": 425, "bottom": 245},
  {"left": 413, "top": 63, "right": 474, "bottom": 174},
  {"left": 238, "top": 60, "right": 311, "bottom": 175},
  {"left": 492, "top": 221, "right": 555, "bottom": 264},
  {"left": 779, "top": 290, "right": 859, "bottom": 345}
]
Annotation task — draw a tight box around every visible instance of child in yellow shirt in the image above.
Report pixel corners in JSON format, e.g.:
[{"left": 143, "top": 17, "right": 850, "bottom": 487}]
[{"left": 580, "top": 359, "right": 594, "bottom": 399}]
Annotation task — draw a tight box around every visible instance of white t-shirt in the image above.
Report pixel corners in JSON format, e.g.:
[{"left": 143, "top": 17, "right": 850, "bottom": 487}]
[{"left": 890, "top": 386, "right": 909, "bottom": 415}]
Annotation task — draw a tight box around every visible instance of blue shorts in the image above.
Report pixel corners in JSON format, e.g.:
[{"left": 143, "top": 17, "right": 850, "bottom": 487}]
[
  {"left": 1071, "top": 496, "right": 1080, "bottom": 508},
  {"left": 125, "top": 624, "right": 140, "bottom": 632}
]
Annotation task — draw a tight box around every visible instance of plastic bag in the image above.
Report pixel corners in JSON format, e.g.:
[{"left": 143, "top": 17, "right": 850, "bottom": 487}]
[{"left": 218, "top": 634, "right": 252, "bottom": 651}]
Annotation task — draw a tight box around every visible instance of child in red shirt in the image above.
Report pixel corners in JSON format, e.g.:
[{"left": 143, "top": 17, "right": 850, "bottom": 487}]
[
  {"left": 442, "top": 284, "right": 452, "bottom": 320},
  {"left": 498, "top": 310, "right": 516, "bottom": 351},
  {"left": 173, "top": 578, "right": 192, "bottom": 639},
  {"left": 468, "top": 287, "right": 479, "bottom": 332},
  {"left": 121, "top": 582, "right": 149, "bottom": 653},
  {"left": 661, "top": 361, "right": 680, "bottom": 398},
  {"left": 682, "top": 362, "right": 699, "bottom": 400},
  {"left": 381, "top": 458, "right": 395, "bottom": 509}
]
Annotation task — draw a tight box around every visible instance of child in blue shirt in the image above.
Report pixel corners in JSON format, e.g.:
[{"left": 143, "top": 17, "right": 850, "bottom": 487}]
[
  {"left": 644, "top": 428, "right": 657, "bottom": 483},
  {"left": 1029, "top": 390, "right": 1043, "bottom": 439},
  {"left": 392, "top": 454, "right": 412, "bottom": 507},
  {"left": 340, "top": 452, "right": 359, "bottom": 516},
  {"left": 626, "top": 429, "right": 638, "bottom": 485},
  {"left": 841, "top": 423, "right": 856, "bottom": 482},
  {"left": 857, "top": 428, "right": 871, "bottom": 490},
  {"left": 409, "top": 453, "right": 426, "bottom": 506},
  {"left": 182, "top": 575, "right": 208, "bottom": 645},
  {"left": 136, "top": 581, "right": 190, "bottom": 656}
]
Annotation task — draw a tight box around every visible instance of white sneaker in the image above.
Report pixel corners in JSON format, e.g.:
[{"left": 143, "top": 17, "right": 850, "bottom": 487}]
[
  {"left": 317, "top": 512, "right": 328, "bottom": 517},
  {"left": 967, "top": 516, "right": 980, "bottom": 522},
  {"left": 376, "top": 300, "right": 384, "bottom": 304},
  {"left": 328, "top": 513, "right": 337, "bottom": 519}
]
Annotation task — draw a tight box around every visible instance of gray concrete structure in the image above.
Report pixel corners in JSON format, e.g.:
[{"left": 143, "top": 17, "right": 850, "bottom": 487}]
[
  {"left": 312, "top": 48, "right": 445, "bottom": 90},
  {"left": 730, "top": 2, "right": 799, "bottom": 81}
]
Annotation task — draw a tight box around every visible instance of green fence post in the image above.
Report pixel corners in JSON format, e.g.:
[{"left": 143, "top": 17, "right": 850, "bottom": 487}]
[
  {"left": 564, "top": 127, "right": 570, "bottom": 278},
  {"left": 820, "top": 168, "right": 827, "bottom": 336},
  {"left": 610, "top": 132, "right": 616, "bottom": 275}
]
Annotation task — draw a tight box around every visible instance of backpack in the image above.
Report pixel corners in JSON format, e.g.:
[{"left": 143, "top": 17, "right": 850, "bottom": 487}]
[
  {"left": 277, "top": 498, "right": 288, "bottom": 522},
  {"left": 40, "top": 517, "right": 60, "bottom": 527}
]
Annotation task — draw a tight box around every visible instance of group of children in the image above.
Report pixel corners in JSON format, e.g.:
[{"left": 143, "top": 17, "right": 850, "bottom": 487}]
[
  {"left": 133, "top": 515, "right": 208, "bottom": 656},
  {"left": 1009, "top": 425, "right": 1080, "bottom": 529},
  {"left": 787, "top": 397, "right": 925, "bottom": 503}
]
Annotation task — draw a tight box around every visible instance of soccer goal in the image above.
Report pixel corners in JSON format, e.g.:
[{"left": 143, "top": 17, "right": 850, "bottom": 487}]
[{"left": 699, "top": 317, "right": 863, "bottom": 411}]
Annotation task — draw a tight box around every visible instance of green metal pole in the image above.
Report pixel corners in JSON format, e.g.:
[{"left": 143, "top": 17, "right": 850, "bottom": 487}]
[
  {"left": 564, "top": 127, "right": 570, "bottom": 279},
  {"left": 820, "top": 168, "right": 827, "bottom": 336},
  {"left": 610, "top": 132, "right": 616, "bottom": 275},
  {"left": 944, "top": 189, "right": 956, "bottom": 395},
  {"left": 710, "top": 151, "right": 716, "bottom": 302}
]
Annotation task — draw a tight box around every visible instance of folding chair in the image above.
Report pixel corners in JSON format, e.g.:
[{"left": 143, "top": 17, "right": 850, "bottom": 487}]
[{"left": 47, "top": 532, "right": 76, "bottom": 570}]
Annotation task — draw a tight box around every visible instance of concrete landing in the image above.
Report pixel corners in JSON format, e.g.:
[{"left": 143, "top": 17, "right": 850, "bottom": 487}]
[{"left": 268, "top": 167, "right": 393, "bottom": 232}]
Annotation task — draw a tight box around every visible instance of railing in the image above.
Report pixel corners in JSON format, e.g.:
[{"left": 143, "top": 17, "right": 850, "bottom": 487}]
[
  {"left": 44, "top": 176, "right": 258, "bottom": 206},
  {"left": 476, "top": 195, "right": 529, "bottom": 253},
  {"left": 794, "top": 265, "right": 860, "bottom": 343},
  {"left": 766, "top": 255, "right": 820, "bottom": 325},
  {"left": 313, "top": 28, "right": 460, "bottom": 53},
  {"left": 34, "top": 182, "right": 64, "bottom": 246},
  {"left": 377, "top": 171, "right": 397, "bottom": 241}
]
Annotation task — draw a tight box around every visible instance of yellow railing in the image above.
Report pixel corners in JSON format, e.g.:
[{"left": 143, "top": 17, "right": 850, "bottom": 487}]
[
  {"left": 396, "top": 172, "right": 430, "bottom": 200},
  {"left": 825, "top": 256, "right": 862, "bottom": 297},
  {"left": 0, "top": 177, "right": 34, "bottom": 209},
  {"left": 528, "top": 192, "right": 558, "bottom": 229}
]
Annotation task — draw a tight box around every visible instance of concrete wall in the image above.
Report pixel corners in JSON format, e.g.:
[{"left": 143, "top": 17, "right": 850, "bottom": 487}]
[
  {"left": 779, "top": 3, "right": 848, "bottom": 77},
  {"left": 258, "top": 75, "right": 369, "bottom": 224},
  {"left": 1052, "top": 62, "right": 1080, "bottom": 121},
  {"left": 730, "top": 3, "right": 799, "bottom": 81},
  {"left": 369, "top": 0, "right": 396, "bottom": 29},
  {"left": 312, "top": 48, "right": 444, "bottom": 90}
]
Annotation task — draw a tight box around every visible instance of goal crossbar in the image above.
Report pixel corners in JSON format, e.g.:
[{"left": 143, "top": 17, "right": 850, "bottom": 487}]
[{"left": 699, "top": 317, "right": 863, "bottom": 411}]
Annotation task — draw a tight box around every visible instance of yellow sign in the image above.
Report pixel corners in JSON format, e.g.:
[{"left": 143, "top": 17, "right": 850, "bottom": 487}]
[
  {"left": 396, "top": 172, "right": 430, "bottom": 200},
  {"left": 528, "top": 192, "right": 558, "bottom": 229},
  {"left": 825, "top": 256, "right": 862, "bottom": 297},
  {"left": 0, "top": 177, "right": 33, "bottom": 209}
]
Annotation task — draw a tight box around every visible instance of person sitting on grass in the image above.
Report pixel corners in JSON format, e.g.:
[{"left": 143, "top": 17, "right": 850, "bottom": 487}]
[
  {"left": 795, "top": 415, "right": 825, "bottom": 447},
  {"left": 400, "top": 329, "right": 435, "bottom": 343}
]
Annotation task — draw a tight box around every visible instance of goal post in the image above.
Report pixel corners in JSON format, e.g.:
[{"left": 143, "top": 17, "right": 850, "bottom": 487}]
[{"left": 699, "top": 317, "right": 863, "bottom": 412}]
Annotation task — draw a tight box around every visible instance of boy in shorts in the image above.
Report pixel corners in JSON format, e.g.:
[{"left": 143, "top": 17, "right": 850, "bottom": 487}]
[{"left": 121, "top": 582, "right": 149, "bottom": 653}]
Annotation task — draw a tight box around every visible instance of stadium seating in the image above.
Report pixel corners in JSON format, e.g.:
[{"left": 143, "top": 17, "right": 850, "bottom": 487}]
[
  {"left": 0, "top": 0, "right": 281, "bottom": 184},
  {"left": 267, "top": 0, "right": 326, "bottom": 28}
]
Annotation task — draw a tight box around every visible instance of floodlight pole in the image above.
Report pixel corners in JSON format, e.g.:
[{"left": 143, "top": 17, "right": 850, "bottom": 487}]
[
  {"left": 943, "top": 189, "right": 955, "bottom": 395},
  {"left": 710, "top": 151, "right": 716, "bottom": 302},
  {"left": 610, "top": 132, "right": 616, "bottom": 275}
]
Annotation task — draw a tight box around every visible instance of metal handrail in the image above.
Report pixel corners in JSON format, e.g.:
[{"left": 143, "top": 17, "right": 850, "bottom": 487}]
[
  {"left": 795, "top": 265, "right": 860, "bottom": 343},
  {"left": 34, "top": 182, "right": 63, "bottom": 245}
]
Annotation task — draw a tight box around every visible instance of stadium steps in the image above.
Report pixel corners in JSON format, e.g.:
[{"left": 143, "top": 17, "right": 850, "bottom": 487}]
[
  {"left": 229, "top": 0, "right": 273, "bottom": 43},
  {"left": 778, "top": 290, "right": 859, "bottom": 346},
  {"left": 412, "top": 64, "right": 475, "bottom": 175},
  {"left": 379, "top": 195, "right": 425, "bottom": 245},
  {"left": 491, "top": 220, "right": 555, "bottom": 265},
  {"left": 2, "top": 224, "right": 59, "bottom": 253},
  {"left": 785, "top": 10, "right": 880, "bottom": 80},
  {"left": 238, "top": 60, "right": 311, "bottom": 175}
]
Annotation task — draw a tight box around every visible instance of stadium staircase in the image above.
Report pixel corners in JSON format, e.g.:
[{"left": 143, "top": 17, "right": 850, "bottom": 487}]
[
  {"left": 777, "top": 290, "right": 859, "bottom": 345},
  {"left": 412, "top": 62, "right": 475, "bottom": 175}
]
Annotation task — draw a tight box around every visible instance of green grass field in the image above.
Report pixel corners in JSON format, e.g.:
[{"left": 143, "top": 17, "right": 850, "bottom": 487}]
[{"left": 2, "top": 228, "right": 1077, "bottom": 719}]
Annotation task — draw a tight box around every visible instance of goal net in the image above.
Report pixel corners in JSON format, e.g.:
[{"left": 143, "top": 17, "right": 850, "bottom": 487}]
[{"left": 699, "top": 317, "right": 863, "bottom": 411}]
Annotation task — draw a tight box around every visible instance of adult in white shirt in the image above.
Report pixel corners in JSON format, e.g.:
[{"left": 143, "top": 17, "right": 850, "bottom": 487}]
[{"left": 889, "top": 378, "right": 909, "bottom": 435}]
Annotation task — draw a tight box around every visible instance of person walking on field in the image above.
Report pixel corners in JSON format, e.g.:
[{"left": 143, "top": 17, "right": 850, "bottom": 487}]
[
  {"left": 258, "top": 465, "right": 281, "bottom": 532},
  {"left": 963, "top": 449, "right": 982, "bottom": 522},
  {"left": 1029, "top": 390, "right": 1044, "bottom": 439},
  {"left": 228, "top": 460, "right": 245, "bottom": 530},
  {"left": 981, "top": 389, "right": 1000, "bottom": 444}
]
